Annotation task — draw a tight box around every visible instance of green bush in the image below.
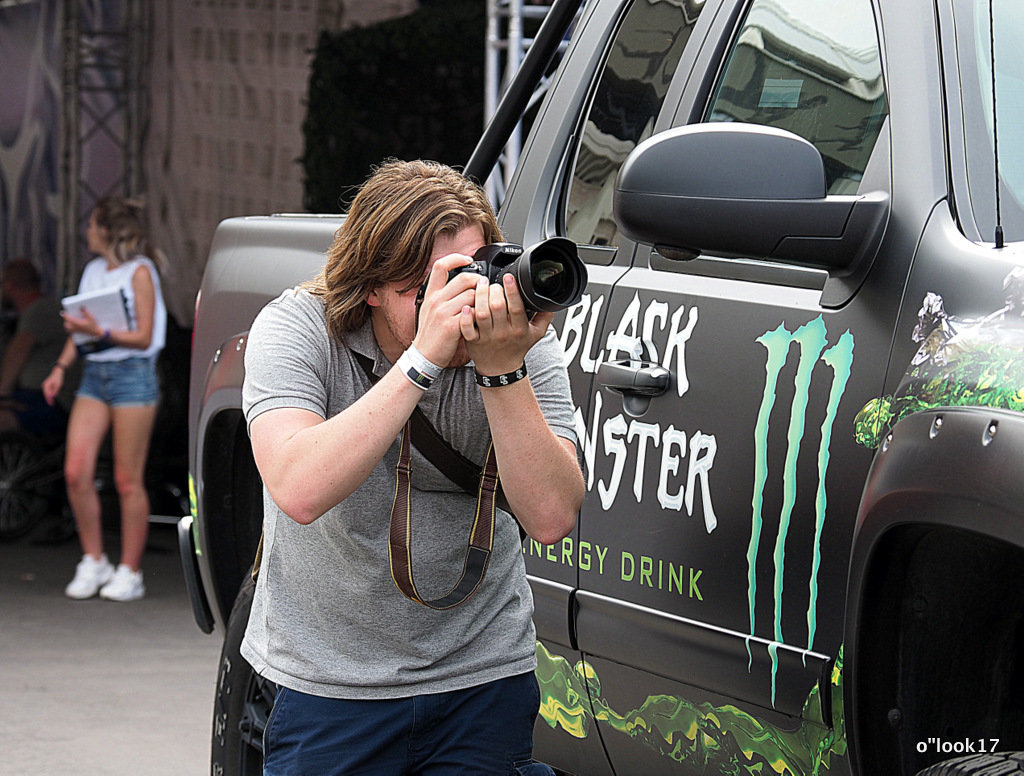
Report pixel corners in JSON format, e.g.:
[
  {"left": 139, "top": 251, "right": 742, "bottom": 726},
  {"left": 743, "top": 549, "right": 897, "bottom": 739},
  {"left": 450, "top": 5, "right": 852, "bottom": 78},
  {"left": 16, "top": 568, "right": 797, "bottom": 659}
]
[{"left": 302, "top": 0, "right": 486, "bottom": 212}]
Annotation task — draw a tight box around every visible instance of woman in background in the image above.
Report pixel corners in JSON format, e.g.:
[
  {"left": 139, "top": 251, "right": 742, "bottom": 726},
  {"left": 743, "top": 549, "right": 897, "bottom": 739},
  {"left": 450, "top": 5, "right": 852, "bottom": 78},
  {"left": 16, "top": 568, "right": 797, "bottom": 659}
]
[{"left": 43, "top": 196, "right": 167, "bottom": 602}]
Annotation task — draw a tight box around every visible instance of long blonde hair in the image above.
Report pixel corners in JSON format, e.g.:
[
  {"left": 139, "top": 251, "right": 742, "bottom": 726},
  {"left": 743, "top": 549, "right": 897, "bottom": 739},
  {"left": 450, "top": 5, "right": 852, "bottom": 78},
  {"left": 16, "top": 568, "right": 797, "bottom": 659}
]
[
  {"left": 91, "top": 196, "right": 167, "bottom": 272},
  {"left": 306, "top": 159, "right": 501, "bottom": 341}
]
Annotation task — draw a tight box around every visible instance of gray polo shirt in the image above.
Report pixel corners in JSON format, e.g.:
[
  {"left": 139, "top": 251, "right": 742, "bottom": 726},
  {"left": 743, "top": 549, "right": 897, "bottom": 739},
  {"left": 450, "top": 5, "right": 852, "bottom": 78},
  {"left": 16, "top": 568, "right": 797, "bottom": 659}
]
[{"left": 240, "top": 287, "right": 577, "bottom": 699}]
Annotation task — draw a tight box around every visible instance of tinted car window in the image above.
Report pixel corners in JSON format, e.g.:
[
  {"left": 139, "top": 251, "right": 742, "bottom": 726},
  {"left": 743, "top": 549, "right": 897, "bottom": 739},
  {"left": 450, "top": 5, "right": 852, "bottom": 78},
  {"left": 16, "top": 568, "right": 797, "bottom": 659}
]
[
  {"left": 564, "top": 0, "right": 705, "bottom": 247},
  {"left": 705, "top": 0, "right": 887, "bottom": 195}
]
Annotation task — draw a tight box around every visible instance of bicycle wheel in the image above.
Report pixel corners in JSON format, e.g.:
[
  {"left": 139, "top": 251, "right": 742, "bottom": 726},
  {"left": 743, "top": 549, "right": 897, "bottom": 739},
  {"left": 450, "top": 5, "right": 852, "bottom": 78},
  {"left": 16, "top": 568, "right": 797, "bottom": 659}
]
[{"left": 0, "top": 431, "right": 54, "bottom": 541}]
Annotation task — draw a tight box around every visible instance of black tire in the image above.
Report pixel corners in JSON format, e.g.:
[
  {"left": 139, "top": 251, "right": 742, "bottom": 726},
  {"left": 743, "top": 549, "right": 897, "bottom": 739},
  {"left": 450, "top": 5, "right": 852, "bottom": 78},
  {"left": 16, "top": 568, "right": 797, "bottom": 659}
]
[
  {"left": 0, "top": 431, "right": 55, "bottom": 542},
  {"left": 211, "top": 575, "right": 278, "bottom": 776},
  {"left": 916, "top": 752, "right": 1024, "bottom": 775}
]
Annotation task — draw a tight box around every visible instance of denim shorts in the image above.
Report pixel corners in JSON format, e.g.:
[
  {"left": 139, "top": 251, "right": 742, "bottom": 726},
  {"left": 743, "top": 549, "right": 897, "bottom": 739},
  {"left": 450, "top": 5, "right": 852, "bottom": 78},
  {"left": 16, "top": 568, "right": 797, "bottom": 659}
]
[
  {"left": 77, "top": 357, "right": 159, "bottom": 408},
  {"left": 263, "top": 672, "right": 554, "bottom": 776}
]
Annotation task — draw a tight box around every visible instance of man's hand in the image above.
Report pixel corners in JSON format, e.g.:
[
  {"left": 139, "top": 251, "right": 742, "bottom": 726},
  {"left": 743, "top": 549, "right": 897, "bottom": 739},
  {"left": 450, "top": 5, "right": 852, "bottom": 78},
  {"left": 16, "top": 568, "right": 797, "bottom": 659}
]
[
  {"left": 461, "top": 273, "right": 553, "bottom": 376},
  {"left": 412, "top": 254, "right": 479, "bottom": 367}
]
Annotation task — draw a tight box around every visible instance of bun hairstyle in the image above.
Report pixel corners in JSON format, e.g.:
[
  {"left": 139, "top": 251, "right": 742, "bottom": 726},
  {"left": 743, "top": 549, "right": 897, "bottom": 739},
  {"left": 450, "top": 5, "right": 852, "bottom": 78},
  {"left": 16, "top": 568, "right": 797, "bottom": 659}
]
[{"left": 91, "top": 196, "right": 167, "bottom": 272}]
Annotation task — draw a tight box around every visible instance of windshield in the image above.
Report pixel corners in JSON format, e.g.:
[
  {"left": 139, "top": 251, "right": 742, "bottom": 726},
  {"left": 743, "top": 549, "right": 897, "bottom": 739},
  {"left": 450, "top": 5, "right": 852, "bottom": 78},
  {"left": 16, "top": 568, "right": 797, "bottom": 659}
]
[{"left": 955, "top": 0, "right": 1024, "bottom": 243}]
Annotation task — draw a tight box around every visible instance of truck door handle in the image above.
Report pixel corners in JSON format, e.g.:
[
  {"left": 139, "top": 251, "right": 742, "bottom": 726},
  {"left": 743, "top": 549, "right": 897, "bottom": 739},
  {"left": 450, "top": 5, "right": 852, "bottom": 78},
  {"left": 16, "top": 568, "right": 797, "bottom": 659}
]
[
  {"left": 598, "top": 361, "right": 671, "bottom": 396},
  {"left": 598, "top": 360, "right": 667, "bottom": 415},
  {"left": 598, "top": 361, "right": 670, "bottom": 416}
]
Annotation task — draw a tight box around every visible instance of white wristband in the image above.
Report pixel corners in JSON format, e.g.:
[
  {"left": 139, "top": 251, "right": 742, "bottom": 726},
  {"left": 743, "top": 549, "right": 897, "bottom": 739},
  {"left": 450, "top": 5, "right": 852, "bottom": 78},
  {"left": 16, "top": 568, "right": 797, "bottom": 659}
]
[
  {"left": 396, "top": 351, "right": 433, "bottom": 391},
  {"left": 405, "top": 343, "right": 443, "bottom": 381}
]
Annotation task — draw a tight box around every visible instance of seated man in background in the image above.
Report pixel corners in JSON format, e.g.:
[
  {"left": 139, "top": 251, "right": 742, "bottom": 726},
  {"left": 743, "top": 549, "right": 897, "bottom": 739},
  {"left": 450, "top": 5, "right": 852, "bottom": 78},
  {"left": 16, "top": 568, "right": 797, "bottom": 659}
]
[{"left": 0, "top": 259, "right": 69, "bottom": 435}]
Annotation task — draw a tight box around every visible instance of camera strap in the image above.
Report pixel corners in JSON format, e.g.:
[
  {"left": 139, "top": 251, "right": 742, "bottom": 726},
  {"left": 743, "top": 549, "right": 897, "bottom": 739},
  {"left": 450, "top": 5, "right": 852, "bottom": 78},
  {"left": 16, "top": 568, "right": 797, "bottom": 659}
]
[
  {"left": 353, "top": 351, "right": 506, "bottom": 609},
  {"left": 389, "top": 422, "right": 498, "bottom": 609}
]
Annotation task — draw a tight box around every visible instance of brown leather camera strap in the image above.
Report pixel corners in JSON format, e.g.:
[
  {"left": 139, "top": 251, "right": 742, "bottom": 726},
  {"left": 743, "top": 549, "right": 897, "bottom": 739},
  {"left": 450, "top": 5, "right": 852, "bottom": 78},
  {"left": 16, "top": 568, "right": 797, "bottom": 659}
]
[
  {"left": 406, "top": 399, "right": 513, "bottom": 517},
  {"left": 352, "top": 350, "right": 504, "bottom": 608},
  {"left": 389, "top": 423, "right": 499, "bottom": 609}
]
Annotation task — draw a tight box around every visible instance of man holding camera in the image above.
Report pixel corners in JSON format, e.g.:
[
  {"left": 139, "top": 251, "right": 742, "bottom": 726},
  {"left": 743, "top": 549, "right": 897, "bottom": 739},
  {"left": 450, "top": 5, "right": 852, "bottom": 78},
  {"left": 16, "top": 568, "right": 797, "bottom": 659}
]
[{"left": 241, "top": 159, "right": 584, "bottom": 775}]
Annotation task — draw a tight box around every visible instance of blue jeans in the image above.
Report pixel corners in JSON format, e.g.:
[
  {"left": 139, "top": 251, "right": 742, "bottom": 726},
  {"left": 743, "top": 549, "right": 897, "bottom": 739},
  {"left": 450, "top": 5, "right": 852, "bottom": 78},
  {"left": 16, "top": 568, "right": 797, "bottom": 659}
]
[
  {"left": 263, "top": 672, "right": 555, "bottom": 776},
  {"left": 77, "top": 357, "right": 159, "bottom": 407}
]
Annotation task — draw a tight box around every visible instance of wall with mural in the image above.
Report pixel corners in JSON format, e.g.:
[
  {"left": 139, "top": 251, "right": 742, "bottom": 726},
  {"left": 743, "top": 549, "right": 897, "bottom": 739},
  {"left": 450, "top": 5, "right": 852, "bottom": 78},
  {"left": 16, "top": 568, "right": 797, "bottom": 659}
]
[{"left": 0, "top": 2, "right": 62, "bottom": 293}]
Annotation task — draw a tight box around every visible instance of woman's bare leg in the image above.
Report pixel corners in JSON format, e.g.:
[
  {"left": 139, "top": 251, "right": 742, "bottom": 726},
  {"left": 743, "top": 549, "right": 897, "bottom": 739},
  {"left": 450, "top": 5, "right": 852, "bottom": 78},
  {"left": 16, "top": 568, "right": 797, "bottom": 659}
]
[
  {"left": 64, "top": 397, "right": 111, "bottom": 559},
  {"left": 110, "top": 404, "right": 157, "bottom": 571}
]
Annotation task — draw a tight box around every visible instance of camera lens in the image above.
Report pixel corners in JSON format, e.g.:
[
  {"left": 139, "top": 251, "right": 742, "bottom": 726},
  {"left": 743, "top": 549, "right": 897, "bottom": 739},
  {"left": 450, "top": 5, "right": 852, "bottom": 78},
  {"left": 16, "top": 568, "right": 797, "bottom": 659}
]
[
  {"left": 514, "top": 238, "right": 587, "bottom": 312},
  {"left": 532, "top": 258, "right": 571, "bottom": 300}
]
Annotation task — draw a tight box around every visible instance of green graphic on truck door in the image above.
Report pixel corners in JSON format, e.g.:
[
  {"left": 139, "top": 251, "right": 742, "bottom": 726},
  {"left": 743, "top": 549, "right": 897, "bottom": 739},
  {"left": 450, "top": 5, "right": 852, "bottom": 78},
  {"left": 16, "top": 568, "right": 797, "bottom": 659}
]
[
  {"left": 536, "top": 643, "right": 847, "bottom": 774},
  {"left": 548, "top": 308, "right": 862, "bottom": 772},
  {"left": 749, "top": 317, "right": 854, "bottom": 702}
]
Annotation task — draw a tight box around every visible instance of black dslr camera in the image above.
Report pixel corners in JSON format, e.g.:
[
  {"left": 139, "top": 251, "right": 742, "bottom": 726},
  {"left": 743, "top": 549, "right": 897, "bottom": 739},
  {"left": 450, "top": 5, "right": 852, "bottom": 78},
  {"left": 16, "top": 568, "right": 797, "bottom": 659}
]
[{"left": 447, "top": 238, "right": 588, "bottom": 313}]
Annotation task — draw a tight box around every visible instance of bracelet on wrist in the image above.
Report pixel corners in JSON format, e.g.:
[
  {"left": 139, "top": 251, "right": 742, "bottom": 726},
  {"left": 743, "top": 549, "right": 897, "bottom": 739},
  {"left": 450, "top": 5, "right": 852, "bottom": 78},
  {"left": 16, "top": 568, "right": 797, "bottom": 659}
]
[
  {"left": 53, "top": 361, "right": 67, "bottom": 372},
  {"left": 102, "top": 329, "right": 112, "bottom": 343},
  {"left": 405, "top": 343, "right": 443, "bottom": 381},
  {"left": 475, "top": 363, "right": 528, "bottom": 388},
  {"left": 396, "top": 350, "right": 434, "bottom": 391}
]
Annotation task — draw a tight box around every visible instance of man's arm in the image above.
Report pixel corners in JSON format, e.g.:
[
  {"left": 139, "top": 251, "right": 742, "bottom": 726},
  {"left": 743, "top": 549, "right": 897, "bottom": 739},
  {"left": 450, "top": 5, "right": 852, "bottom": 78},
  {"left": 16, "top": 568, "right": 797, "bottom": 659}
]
[
  {"left": 464, "top": 274, "right": 584, "bottom": 544},
  {"left": 250, "top": 366, "right": 428, "bottom": 525},
  {"left": 250, "top": 254, "right": 480, "bottom": 525},
  {"left": 479, "top": 381, "right": 582, "bottom": 544}
]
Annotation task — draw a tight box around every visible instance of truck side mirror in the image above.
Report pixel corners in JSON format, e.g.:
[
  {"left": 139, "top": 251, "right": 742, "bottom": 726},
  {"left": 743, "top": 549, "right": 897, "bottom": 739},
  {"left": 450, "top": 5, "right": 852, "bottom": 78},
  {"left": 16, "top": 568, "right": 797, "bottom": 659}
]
[{"left": 613, "top": 123, "right": 888, "bottom": 304}]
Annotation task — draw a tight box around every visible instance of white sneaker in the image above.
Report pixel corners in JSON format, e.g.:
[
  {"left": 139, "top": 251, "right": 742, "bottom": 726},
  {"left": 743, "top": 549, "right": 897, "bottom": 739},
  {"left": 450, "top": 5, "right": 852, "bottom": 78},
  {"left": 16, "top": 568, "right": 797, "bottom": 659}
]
[
  {"left": 65, "top": 554, "right": 115, "bottom": 599},
  {"left": 99, "top": 564, "right": 146, "bottom": 602}
]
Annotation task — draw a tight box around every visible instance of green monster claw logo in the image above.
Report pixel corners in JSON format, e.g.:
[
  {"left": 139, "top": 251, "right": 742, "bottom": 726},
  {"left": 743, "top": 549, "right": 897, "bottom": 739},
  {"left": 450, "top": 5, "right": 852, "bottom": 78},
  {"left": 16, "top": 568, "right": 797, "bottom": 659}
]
[
  {"left": 536, "top": 643, "right": 847, "bottom": 774},
  {"left": 855, "top": 288, "right": 1024, "bottom": 449},
  {"left": 750, "top": 317, "right": 855, "bottom": 701}
]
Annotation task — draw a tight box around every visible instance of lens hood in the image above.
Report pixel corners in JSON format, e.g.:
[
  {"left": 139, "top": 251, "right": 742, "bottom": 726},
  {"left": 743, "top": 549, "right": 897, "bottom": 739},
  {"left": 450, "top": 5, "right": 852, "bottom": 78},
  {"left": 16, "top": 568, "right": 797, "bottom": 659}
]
[{"left": 513, "top": 237, "right": 588, "bottom": 313}]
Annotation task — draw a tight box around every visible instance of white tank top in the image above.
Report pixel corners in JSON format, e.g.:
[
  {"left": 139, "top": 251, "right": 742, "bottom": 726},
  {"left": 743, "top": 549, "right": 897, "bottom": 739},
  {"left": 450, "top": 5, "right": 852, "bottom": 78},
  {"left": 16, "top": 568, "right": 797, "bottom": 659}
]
[{"left": 77, "top": 255, "right": 167, "bottom": 361}]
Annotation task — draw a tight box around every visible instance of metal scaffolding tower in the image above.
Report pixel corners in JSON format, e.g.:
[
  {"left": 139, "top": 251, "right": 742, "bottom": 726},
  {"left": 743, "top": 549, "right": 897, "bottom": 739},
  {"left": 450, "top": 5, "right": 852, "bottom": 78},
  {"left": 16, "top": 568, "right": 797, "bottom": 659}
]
[
  {"left": 59, "top": 0, "right": 149, "bottom": 295},
  {"left": 484, "top": 0, "right": 577, "bottom": 206}
]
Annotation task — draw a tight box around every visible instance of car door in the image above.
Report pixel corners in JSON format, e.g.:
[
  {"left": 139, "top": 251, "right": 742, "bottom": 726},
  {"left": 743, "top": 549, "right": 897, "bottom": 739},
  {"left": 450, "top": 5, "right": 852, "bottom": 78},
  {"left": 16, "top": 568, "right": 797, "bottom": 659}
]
[
  {"left": 503, "top": 0, "right": 720, "bottom": 772},
  {"left": 563, "top": 0, "right": 906, "bottom": 773}
]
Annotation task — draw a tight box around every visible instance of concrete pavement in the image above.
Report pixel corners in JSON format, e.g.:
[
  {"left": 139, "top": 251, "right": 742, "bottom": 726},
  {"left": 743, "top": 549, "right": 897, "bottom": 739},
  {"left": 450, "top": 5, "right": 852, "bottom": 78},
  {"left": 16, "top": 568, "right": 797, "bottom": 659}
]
[{"left": 0, "top": 521, "right": 223, "bottom": 776}]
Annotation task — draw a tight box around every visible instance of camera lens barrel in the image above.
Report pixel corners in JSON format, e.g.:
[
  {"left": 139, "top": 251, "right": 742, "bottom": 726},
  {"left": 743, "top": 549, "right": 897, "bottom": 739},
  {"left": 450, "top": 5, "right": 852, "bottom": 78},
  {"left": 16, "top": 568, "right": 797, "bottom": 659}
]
[{"left": 449, "top": 239, "right": 588, "bottom": 313}]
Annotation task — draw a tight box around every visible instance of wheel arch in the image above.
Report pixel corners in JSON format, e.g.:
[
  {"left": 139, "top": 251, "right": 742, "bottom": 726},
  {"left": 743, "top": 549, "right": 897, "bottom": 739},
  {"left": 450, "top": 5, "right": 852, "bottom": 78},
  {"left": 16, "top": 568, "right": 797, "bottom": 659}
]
[
  {"left": 192, "top": 333, "right": 264, "bottom": 629},
  {"left": 199, "top": 407, "right": 263, "bottom": 628},
  {"left": 846, "top": 407, "right": 1024, "bottom": 775}
]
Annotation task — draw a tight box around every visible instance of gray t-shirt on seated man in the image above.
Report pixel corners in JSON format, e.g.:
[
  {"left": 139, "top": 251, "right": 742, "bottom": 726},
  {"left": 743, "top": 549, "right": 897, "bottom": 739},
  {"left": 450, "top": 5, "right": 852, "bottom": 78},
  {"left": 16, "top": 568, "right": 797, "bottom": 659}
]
[
  {"left": 241, "top": 287, "right": 577, "bottom": 700},
  {"left": 17, "top": 296, "right": 65, "bottom": 391}
]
